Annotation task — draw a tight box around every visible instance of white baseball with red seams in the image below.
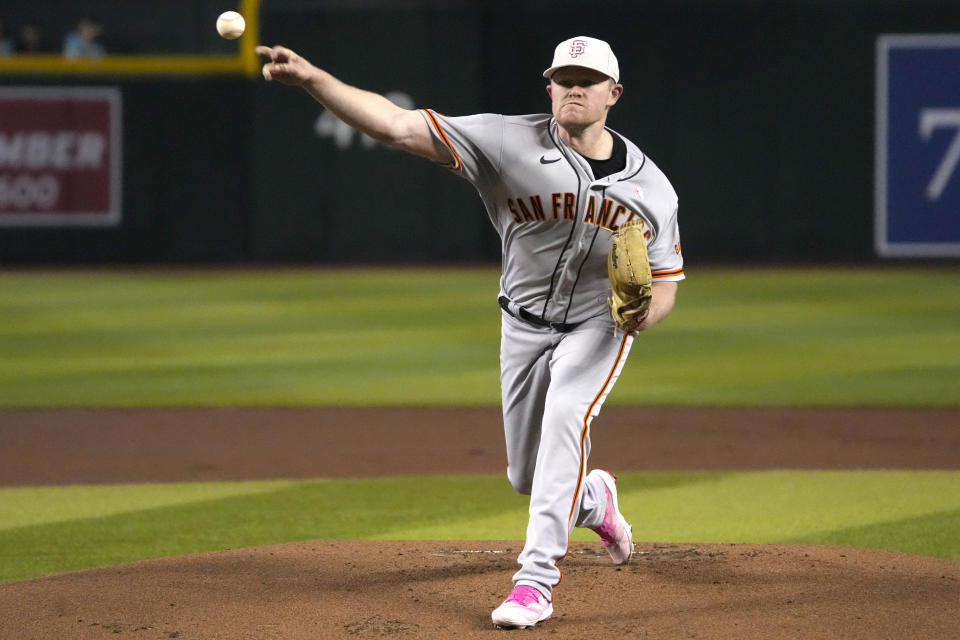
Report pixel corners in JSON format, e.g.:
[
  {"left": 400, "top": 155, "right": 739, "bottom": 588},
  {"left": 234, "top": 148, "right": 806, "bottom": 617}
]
[
  {"left": 216, "top": 11, "right": 245, "bottom": 40},
  {"left": 418, "top": 41, "right": 683, "bottom": 602}
]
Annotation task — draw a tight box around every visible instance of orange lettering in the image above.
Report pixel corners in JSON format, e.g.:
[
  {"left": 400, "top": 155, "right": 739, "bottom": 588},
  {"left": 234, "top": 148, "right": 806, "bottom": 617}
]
[
  {"left": 563, "top": 193, "right": 576, "bottom": 220},
  {"left": 609, "top": 205, "right": 627, "bottom": 230},
  {"left": 597, "top": 198, "right": 613, "bottom": 227},
  {"left": 529, "top": 196, "right": 546, "bottom": 221},
  {"left": 551, "top": 193, "right": 562, "bottom": 219},
  {"left": 507, "top": 199, "right": 523, "bottom": 223},
  {"left": 583, "top": 195, "right": 597, "bottom": 224},
  {"left": 517, "top": 198, "right": 535, "bottom": 222}
]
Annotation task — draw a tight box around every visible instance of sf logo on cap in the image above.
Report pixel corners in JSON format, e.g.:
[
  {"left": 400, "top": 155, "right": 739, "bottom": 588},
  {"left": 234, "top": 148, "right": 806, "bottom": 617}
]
[{"left": 568, "top": 39, "right": 587, "bottom": 57}]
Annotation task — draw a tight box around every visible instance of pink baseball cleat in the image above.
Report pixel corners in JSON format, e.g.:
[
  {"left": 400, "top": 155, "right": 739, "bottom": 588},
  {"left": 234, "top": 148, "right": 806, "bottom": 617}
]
[
  {"left": 588, "top": 469, "right": 634, "bottom": 564},
  {"left": 491, "top": 584, "right": 553, "bottom": 628}
]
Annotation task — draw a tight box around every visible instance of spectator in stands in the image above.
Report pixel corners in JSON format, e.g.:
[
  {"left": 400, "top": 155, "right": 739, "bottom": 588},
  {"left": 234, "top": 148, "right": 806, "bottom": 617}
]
[
  {"left": 0, "top": 18, "right": 13, "bottom": 56},
  {"left": 15, "top": 23, "right": 47, "bottom": 54},
  {"left": 63, "top": 16, "right": 106, "bottom": 59}
]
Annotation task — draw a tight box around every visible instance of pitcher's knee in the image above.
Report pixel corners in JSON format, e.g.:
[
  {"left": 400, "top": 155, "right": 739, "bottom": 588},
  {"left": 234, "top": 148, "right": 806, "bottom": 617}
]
[{"left": 507, "top": 467, "right": 533, "bottom": 495}]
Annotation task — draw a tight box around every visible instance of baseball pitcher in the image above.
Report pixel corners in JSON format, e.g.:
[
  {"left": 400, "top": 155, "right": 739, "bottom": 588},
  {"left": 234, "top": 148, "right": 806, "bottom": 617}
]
[{"left": 256, "top": 34, "right": 684, "bottom": 629}]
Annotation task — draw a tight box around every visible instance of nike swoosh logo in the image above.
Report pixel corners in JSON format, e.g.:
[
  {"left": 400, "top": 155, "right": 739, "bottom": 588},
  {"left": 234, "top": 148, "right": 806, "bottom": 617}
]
[{"left": 539, "top": 155, "right": 561, "bottom": 164}]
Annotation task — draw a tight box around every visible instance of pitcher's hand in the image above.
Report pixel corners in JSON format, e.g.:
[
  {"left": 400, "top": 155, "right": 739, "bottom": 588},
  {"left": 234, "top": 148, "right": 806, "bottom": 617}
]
[{"left": 255, "top": 45, "right": 317, "bottom": 87}]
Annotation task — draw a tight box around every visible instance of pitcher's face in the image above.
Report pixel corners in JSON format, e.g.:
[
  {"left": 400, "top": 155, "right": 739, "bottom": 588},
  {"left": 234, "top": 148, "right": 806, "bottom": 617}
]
[{"left": 547, "top": 67, "right": 622, "bottom": 130}]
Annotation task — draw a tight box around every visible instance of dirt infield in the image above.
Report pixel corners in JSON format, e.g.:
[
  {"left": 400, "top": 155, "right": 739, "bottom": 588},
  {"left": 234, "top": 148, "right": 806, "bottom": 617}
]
[
  {"left": 2, "top": 541, "right": 957, "bottom": 640},
  {"left": 2, "top": 407, "right": 959, "bottom": 485},
  {"left": 1, "top": 407, "right": 958, "bottom": 639}
]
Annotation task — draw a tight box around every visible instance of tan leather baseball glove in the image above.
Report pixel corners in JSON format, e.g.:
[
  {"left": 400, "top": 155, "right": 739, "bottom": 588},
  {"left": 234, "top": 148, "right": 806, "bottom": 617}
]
[{"left": 607, "top": 219, "right": 653, "bottom": 333}]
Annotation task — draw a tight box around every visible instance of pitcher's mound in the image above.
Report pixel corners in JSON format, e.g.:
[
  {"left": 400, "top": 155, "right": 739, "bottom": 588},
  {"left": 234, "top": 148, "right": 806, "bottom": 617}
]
[{"left": 1, "top": 540, "right": 957, "bottom": 639}]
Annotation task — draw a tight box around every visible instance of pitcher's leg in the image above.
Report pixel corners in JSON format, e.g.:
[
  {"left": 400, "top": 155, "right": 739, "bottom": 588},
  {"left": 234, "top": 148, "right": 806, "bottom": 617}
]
[
  {"left": 499, "top": 312, "right": 558, "bottom": 495},
  {"left": 574, "top": 472, "right": 607, "bottom": 528},
  {"left": 513, "top": 322, "right": 633, "bottom": 594}
]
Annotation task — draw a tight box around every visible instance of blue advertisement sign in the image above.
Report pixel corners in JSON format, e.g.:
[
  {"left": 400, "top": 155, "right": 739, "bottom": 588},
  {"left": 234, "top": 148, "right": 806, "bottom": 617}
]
[{"left": 876, "top": 34, "right": 960, "bottom": 257}]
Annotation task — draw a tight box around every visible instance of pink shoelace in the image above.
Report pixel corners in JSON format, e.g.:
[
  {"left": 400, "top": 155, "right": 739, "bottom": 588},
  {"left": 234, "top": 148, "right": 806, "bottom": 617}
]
[{"left": 505, "top": 585, "right": 544, "bottom": 606}]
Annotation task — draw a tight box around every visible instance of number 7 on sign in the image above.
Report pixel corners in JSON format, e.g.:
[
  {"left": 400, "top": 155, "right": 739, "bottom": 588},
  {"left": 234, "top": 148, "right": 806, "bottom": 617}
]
[{"left": 919, "top": 108, "right": 960, "bottom": 201}]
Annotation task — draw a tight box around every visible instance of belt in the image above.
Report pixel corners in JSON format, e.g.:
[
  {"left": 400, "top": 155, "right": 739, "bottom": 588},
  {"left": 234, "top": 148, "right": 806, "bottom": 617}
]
[{"left": 498, "top": 295, "right": 582, "bottom": 333}]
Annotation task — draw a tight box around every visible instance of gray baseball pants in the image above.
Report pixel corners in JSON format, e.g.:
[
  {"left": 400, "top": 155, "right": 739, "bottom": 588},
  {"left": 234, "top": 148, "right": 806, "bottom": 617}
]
[{"left": 499, "top": 309, "right": 634, "bottom": 597}]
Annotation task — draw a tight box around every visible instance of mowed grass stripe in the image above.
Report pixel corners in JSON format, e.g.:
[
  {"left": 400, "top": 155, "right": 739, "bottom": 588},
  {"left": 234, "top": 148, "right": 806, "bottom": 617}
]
[
  {"left": 1, "top": 267, "right": 958, "bottom": 406},
  {"left": 1, "top": 471, "right": 958, "bottom": 582}
]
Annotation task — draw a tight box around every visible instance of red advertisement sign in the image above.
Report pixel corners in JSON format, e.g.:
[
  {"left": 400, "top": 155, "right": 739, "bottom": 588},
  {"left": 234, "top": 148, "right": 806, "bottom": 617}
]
[{"left": 0, "top": 87, "right": 122, "bottom": 226}]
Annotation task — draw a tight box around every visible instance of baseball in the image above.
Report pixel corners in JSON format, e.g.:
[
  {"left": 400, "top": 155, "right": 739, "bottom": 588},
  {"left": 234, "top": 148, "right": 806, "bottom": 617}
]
[{"left": 216, "top": 11, "right": 245, "bottom": 40}]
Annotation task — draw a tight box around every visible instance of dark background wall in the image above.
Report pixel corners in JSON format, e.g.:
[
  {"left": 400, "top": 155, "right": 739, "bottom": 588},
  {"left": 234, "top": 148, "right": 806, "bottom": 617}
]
[
  {"left": 0, "top": 0, "right": 241, "bottom": 55},
  {"left": 0, "top": 76, "right": 253, "bottom": 263},
  {"left": 250, "top": 2, "right": 492, "bottom": 262},
  {"left": 1, "top": 0, "right": 958, "bottom": 264}
]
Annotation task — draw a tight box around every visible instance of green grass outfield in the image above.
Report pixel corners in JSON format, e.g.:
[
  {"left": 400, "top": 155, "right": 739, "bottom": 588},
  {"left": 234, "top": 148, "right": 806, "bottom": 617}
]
[
  {"left": 1, "top": 266, "right": 958, "bottom": 407},
  {"left": 1, "top": 471, "right": 958, "bottom": 583},
  {"left": 0, "top": 266, "right": 958, "bottom": 582}
]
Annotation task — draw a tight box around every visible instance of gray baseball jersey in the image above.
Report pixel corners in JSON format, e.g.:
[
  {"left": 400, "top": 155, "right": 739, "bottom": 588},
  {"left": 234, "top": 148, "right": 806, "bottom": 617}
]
[
  {"left": 421, "top": 110, "right": 683, "bottom": 324},
  {"left": 420, "top": 109, "right": 684, "bottom": 597}
]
